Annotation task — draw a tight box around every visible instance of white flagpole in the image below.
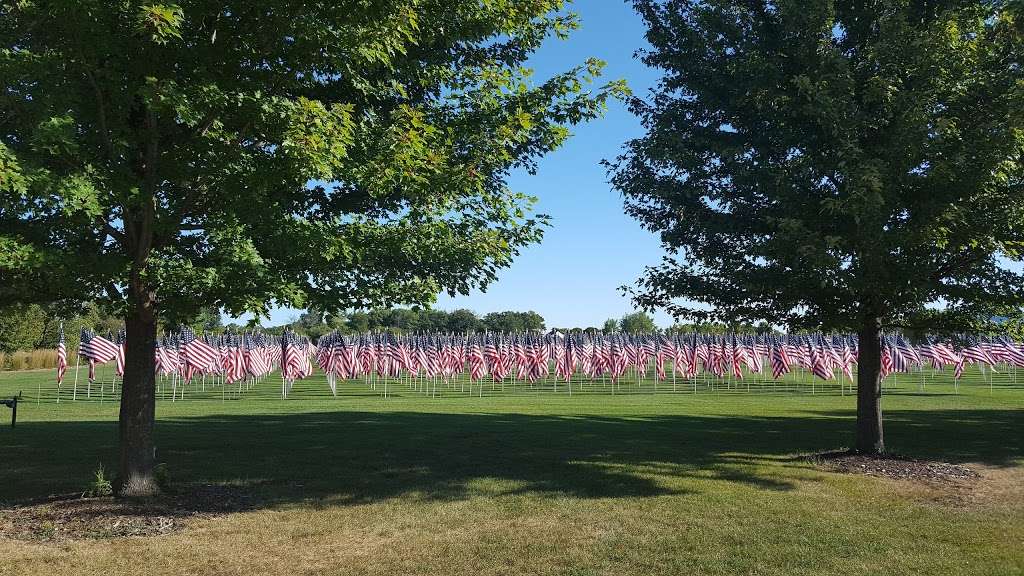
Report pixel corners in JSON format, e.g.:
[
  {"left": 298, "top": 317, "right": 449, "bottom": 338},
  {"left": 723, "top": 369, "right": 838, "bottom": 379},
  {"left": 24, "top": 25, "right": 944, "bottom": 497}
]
[{"left": 72, "top": 353, "right": 80, "bottom": 401}]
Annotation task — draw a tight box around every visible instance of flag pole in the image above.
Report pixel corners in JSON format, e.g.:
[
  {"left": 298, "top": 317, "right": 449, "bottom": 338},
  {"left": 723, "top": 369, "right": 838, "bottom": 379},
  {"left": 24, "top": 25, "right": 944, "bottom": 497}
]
[{"left": 72, "top": 353, "right": 80, "bottom": 401}]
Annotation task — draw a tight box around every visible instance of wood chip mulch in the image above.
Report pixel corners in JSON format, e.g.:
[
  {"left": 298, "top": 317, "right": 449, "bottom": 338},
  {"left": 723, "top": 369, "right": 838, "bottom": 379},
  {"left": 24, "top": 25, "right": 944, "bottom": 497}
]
[
  {"left": 805, "top": 450, "right": 981, "bottom": 483},
  {"left": 0, "top": 484, "right": 256, "bottom": 542}
]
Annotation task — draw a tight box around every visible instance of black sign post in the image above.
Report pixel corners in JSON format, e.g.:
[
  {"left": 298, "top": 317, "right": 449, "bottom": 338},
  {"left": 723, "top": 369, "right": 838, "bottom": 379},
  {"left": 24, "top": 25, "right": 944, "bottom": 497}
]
[{"left": 1, "top": 393, "right": 19, "bottom": 428}]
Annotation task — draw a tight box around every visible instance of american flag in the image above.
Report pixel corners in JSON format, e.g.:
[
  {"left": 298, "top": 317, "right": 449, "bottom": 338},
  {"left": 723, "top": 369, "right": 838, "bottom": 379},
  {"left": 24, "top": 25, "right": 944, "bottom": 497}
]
[
  {"left": 840, "top": 336, "right": 855, "bottom": 381},
  {"left": 180, "top": 326, "right": 219, "bottom": 382},
  {"left": 114, "top": 329, "right": 126, "bottom": 377},
  {"left": 553, "top": 336, "right": 569, "bottom": 381},
  {"left": 997, "top": 336, "right": 1024, "bottom": 366},
  {"left": 247, "top": 333, "right": 271, "bottom": 377},
  {"left": 895, "top": 335, "right": 921, "bottom": 367},
  {"left": 961, "top": 336, "right": 997, "bottom": 367},
  {"left": 653, "top": 337, "right": 667, "bottom": 381},
  {"left": 156, "top": 336, "right": 180, "bottom": 375},
  {"left": 529, "top": 336, "right": 548, "bottom": 381},
  {"left": 83, "top": 329, "right": 120, "bottom": 363},
  {"left": 770, "top": 335, "right": 790, "bottom": 379},
  {"left": 887, "top": 336, "right": 908, "bottom": 373},
  {"left": 428, "top": 338, "right": 443, "bottom": 378},
  {"left": 730, "top": 335, "right": 745, "bottom": 379},
  {"left": 745, "top": 336, "right": 764, "bottom": 374},
  {"left": 222, "top": 334, "right": 245, "bottom": 384},
  {"left": 281, "top": 330, "right": 308, "bottom": 383},
  {"left": 809, "top": 336, "right": 834, "bottom": 380},
  {"left": 56, "top": 324, "right": 67, "bottom": 384},
  {"left": 80, "top": 328, "right": 119, "bottom": 382},
  {"left": 468, "top": 337, "right": 487, "bottom": 381},
  {"left": 880, "top": 340, "right": 894, "bottom": 377}
]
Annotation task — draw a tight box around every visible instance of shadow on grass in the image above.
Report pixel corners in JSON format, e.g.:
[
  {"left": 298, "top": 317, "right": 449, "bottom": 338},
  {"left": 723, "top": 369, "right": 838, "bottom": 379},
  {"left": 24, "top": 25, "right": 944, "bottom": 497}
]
[{"left": 0, "top": 408, "right": 1020, "bottom": 508}]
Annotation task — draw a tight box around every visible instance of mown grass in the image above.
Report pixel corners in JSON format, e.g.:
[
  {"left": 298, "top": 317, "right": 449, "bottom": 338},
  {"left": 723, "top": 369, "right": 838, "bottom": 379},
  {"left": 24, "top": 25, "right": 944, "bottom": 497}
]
[{"left": 0, "top": 366, "right": 1021, "bottom": 575}]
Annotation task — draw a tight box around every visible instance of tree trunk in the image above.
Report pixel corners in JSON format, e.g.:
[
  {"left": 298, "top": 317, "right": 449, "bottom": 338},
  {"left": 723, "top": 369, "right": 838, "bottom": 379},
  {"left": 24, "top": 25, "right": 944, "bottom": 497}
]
[
  {"left": 118, "top": 277, "right": 159, "bottom": 497},
  {"left": 855, "top": 318, "right": 884, "bottom": 454}
]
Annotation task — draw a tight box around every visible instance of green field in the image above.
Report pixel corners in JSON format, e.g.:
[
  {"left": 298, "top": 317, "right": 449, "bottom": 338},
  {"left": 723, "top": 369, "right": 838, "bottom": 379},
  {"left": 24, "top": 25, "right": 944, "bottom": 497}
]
[{"left": 0, "top": 366, "right": 1022, "bottom": 575}]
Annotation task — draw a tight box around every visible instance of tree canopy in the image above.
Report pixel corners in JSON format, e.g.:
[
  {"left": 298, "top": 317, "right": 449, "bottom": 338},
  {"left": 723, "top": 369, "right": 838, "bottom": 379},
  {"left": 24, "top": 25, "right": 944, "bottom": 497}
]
[
  {"left": 1, "top": 0, "right": 625, "bottom": 322},
  {"left": 619, "top": 311, "right": 657, "bottom": 333},
  {"left": 613, "top": 0, "right": 1023, "bottom": 333},
  {"left": 277, "top": 306, "right": 546, "bottom": 338},
  {"left": 481, "top": 310, "right": 545, "bottom": 332},
  {"left": 611, "top": 0, "right": 1023, "bottom": 452},
  {"left": 0, "top": 303, "right": 46, "bottom": 353},
  {"left": 666, "top": 321, "right": 767, "bottom": 335},
  {"left": 0, "top": 0, "right": 623, "bottom": 494}
]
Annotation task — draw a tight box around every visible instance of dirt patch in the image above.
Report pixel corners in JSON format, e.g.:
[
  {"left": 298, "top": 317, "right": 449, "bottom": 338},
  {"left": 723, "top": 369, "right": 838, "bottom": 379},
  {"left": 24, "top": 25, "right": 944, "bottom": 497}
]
[
  {"left": 0, "top": 484, "right": 256, "bottom": 542},
  {"left": 805, "top": 450, "right": 981, "bottom": 483},
  {"left": 802, "top": 451, "right": 991, "bottom": 507}
]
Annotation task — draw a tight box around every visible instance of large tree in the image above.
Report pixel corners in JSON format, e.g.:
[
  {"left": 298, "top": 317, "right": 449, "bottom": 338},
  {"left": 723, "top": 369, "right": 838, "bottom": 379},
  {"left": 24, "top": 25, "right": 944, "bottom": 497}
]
[
  {"left": 1, "top": 0, "right": 623, "bottom": 495},
  {"left": 482, "top": 310, "right": 546, "bottom": 332},
  {"left": 611, "top": 0, "right": 1023, "bottom": 453},
  {"left": 446, "top": 308, "right": 484, "bottom": 333},
  {"left": 619, "top": 311, "right": 657, "bottom": 333},
  {"left": 0, "top": 303, "right": 46, "bottom": 353}
]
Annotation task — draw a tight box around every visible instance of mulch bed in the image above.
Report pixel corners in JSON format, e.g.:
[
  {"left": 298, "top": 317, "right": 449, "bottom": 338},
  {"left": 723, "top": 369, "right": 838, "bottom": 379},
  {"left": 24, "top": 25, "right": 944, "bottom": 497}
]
[
  {"left": 0, "top": 484, "right": 256, "bottom": 542},
  {"left": 805, "top": 450, "right": 980, "bottom": 483}
]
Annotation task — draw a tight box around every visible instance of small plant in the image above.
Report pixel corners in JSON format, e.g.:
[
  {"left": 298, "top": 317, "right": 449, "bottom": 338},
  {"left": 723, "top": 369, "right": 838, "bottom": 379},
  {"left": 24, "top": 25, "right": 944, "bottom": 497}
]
[
  {"left": 35, "top": 521, "right": 57, "bottom": 541},
  {"left": 154, "top": 462, "right": 171, "bottom": 491},
  {"left": 82, "top": 463, "right": 113, "bottom": 498}
]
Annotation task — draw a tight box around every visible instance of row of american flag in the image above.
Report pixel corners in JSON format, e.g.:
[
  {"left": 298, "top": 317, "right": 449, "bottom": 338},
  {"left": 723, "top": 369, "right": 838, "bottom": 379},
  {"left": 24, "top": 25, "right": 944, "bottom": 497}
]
[
  {"left": 57, "top": 326, "right": 315, "bottom": 386},
  {"left": 311, "top": 332, "right": 1024, "bottom": 384},
  {"left": 57, "top": 327, "right": 1024, "bottom": 391}
]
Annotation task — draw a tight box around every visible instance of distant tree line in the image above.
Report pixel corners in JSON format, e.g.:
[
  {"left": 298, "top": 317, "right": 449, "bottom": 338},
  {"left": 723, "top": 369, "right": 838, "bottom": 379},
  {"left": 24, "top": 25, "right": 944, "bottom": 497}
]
[
  {"left": 665, "top": 321, "right": 772, "bottom": 335},
  {"left": 247, "top": 308, "right": 548, "bottom": 340},
  {"left": 0, "top": 304, "right": 552, "bottom": 351},
  {"left": 6, "top": 303, "right": 1017, "bottom": 354},
  {"left": 0, "top": 303, "right": 223, "bottom": 354}
]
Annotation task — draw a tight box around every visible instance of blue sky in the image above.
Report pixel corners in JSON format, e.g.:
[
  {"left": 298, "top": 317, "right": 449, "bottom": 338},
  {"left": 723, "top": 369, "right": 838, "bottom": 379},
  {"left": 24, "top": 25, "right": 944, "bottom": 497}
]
[
  {"left": 251, "top": 2, "right": 674, "bottom": 328},
  {"left": 434, "top": 2, "right": 669, "bottom": 328}
]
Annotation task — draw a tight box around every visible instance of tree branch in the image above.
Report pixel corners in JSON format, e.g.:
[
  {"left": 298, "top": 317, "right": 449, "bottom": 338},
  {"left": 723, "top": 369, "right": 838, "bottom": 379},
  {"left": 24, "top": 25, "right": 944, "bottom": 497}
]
[
  {"left": 929, "top": 249, "right": 990, "bottom": 283},
  {"left": 104, "top": 282, "right": 124, "bottom": 303},
  {"left": 194, "top": 112, "right": 218, "bottom": 137},
  {"left": 95, "top": 217, "right": 125, "bottom": 244},
  {"left": 135, "top": 108, "right": 159, "bottom": 268},
  {"left": 83, "top": 65, "right": 115, "bottom": 162}
]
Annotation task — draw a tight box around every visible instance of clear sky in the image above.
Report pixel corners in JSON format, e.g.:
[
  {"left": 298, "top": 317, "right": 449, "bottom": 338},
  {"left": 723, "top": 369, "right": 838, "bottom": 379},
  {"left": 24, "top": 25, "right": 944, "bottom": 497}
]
[
  {"left": 434, "top": 2, "right": 669, "bottom": 328},
  {"left": 250, "top": 2, "right": 675, "bottom": 329}
]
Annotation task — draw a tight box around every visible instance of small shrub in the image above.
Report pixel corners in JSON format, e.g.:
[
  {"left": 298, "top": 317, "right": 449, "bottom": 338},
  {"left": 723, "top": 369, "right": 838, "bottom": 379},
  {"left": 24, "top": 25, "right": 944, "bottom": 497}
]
[
  {"left": 154, "top": 463, "right": 171, "bottom": 491},
  {"left": 36, "top": 521, "right": 57, "bottom": 541},
  {"left": 82, "top": 463, "right": 113, "bottom": 498}
]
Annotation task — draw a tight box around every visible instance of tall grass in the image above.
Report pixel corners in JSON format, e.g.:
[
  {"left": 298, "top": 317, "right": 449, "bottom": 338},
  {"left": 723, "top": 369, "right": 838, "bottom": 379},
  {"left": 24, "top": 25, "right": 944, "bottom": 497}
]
[{"left": 0, "top": 349, "right": 77, "bottom": 371}]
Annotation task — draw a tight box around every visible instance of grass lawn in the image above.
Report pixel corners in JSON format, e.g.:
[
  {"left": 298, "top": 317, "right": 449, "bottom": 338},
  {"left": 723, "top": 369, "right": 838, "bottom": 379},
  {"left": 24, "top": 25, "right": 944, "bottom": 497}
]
[{"left": 0, "top": 366, "right": 1021, "bottom": 575}]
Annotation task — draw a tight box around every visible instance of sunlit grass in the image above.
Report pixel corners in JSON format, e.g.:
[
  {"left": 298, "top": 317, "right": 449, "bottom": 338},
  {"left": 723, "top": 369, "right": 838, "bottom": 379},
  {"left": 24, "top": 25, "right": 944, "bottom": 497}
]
[{"left": 0, "top": 366, "right": 1021, "bottom": 575}]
